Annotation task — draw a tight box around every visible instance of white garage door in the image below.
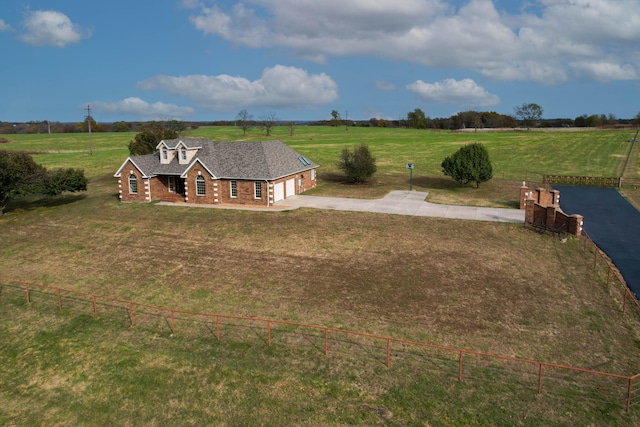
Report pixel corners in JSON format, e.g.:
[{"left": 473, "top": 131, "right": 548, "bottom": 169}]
[
  {"left": 285, "top": 178, "right": 295, "bottom": 197},
  {"left": 273, "top": 182, "right": 284, "bottom": 202}
]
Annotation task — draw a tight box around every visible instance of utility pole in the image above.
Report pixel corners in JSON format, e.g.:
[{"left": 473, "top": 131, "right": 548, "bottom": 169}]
[{"left": 86, "top": 105, "right": 93, "bottom": 156}]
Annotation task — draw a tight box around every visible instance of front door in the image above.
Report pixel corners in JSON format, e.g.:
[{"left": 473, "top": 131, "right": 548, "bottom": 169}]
[{"left": 175, "top": 178, "right": 185, "bottom": 196}]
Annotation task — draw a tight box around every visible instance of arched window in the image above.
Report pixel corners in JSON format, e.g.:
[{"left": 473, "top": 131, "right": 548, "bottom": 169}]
[
  {"left": 196, "top": 175, "right": 206, "bottom": 196},
  {"left": 129, "top": 174, "right": 138, "bottom": 194}
]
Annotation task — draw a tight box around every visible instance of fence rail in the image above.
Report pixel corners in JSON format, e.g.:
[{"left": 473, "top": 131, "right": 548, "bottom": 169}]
[
  {"left": 2, "top": 275, "right": 639, "bottom": 412},
  {"left": 543, "top": 175, "right": 621, "bottom": 187}
]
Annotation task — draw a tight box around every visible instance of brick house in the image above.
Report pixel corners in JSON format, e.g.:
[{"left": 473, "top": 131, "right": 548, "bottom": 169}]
[{"left": 114, "top": 138, "right": 318, "bottom": 207}]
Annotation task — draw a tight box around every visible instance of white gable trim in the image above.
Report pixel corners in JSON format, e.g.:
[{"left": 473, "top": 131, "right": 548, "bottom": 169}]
[
  {"left": 114, "top": 157, "right": 152, "bottom": 178},
  {"left": 180, "top": 158, "right": 218, "bottom": 179},
  {"left": 155, "top": 140, "right": 170, "bottom": 150}
]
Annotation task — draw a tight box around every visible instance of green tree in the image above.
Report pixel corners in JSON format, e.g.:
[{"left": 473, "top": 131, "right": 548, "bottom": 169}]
[
  {"left": 46, "top": 168, "right": 88, "bottom": 195},
  {"left": 111, "top": 121, "right": 130, "bottom": 132},
  {"left": 0, "top": 151, "right": 87, "bottom": 215},
  {"left": 83, "top": 116, "right": 103, "bottom": 132},
  {"left": 514, "top": 103, "right": 543, "bottom": 130},
  {"left": 407, "top": 108, "right": 428, "bottom": 129},
  {"left": 331, "top": 110, "right": 342, "bottom": 127},
  {"left": 337, "top": 143, "right": 377, "bottom": 183},
  {"left": 128, "top": 121, "right": 178, "bottom": 155},
  {"left": 441, "top": 143, "right": 493, "bottom": 188}
]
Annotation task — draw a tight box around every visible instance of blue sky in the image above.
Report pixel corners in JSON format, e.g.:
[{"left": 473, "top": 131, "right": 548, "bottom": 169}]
[{"left": 1, "top": 0, "right": 639, "bottom": 123}]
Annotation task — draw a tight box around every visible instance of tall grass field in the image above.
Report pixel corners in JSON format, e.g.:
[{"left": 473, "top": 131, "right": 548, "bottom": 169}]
[{"left": 1, "top": 126, "right": 639, "bottom": 425}]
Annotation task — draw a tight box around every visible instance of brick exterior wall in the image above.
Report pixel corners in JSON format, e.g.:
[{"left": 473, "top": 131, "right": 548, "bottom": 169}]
[
  {"left": 150, "top": 176, "right": 185, "bottom": 203},
  {"left": 118, "top": 160, "right": 150, "bottom": 203},
  {"left": 184, "top": 164, "right": 217, "bottom": 205},
  {"left": 520, "top": 185, "right": 583, "bottom": 236},
  {"left": 118, "top": 162, "right": 317, "bottom": 207}
]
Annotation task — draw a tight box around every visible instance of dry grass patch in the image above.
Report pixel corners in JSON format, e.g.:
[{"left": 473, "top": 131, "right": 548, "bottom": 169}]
[{"left": 1, "top": 180, "right": 639, "bottom": 374}]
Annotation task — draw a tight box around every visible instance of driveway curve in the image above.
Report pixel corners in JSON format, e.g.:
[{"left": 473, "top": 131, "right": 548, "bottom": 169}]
[{"left": 275, "top": 191, "right": 525, "bottom": 223}]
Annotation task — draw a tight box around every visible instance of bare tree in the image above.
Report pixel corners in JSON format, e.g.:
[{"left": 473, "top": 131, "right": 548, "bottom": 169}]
[
  {"left": 236, "top": 109, "right": 253, "bottom": 136},
  {"left": 259, "top": 112, "right": 279, "bottom": 136},
  {"left": 514, "top": 103, "right": 543, "bottom": 131}
]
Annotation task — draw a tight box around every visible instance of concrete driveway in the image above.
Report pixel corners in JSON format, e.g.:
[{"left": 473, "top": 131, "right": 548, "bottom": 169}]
[{"left": 275, "top": 191, "right": 525, "bottom": 223}]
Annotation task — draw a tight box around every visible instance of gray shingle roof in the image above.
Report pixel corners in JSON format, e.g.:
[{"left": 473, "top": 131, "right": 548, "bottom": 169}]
[{"left": 116, "top": 139, "right": 318, "bottom": 180}]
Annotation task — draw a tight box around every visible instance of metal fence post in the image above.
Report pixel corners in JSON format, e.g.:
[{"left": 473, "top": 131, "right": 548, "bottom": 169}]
[
  {"left": 324, "top": 328, "right": 328, "bottom": 356},
  {"left": 386, "top": 339, "right": 391, "bottom": 368},
  {"left": 458, "top": 352, "right": 464, "bottom": 381},
  {"left": 93, "top": 295, "right": 97, "bottom": 318},
  {"left": 57, "top": 288, "right": 62, "bottom": 311},
  {"left": 171, "top": 310, "right": 175, "bottom": 335},
  {"left": 216, "top": 316, "right": 220, "bottom": 341},
  {"left": 538, "top": 364, "right": 544, "bottom": 394},
  {"left": 627, "top": 377, "right": 634, "bottom": 412},
  {"left": 129, "top": 303, "right": 134, "bottom": 327},
  {"left": 25, "top": 283, "right": 30, "bottom": 304},
  {"left": 267, "top": 320, "right": 271, "bottom": 347}
]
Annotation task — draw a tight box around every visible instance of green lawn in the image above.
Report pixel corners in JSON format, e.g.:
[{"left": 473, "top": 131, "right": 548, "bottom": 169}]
[{"left": 2, "top": 126, "right": 635, "bottom": 180}]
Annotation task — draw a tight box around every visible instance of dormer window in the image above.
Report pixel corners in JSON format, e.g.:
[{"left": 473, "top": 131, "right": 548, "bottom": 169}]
[
  {"left": 162, "top": 148, "right": 168, "bottom": 160},
  {"left": 181, "top": 147, "right": 187, "bottom": 161}
]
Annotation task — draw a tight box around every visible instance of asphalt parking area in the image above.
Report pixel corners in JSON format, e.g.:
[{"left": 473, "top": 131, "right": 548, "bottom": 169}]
[{"left": 555, "top": 186, "right": 640, "bottom": 297}]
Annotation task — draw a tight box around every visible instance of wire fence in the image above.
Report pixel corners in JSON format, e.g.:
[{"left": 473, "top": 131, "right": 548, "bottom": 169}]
[
  {"left": 1, "top": 275, "right": 639, "bottom": 412},
  {"left": 582, "top": 231, "right": 640, "bottom": 318}
]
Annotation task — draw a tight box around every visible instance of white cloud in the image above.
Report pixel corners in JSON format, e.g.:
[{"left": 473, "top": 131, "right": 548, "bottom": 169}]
[
  {"left": 137, "top": 65, "right": 338, "bottom": 111},
  {"left": 19, "top": 10, "right": 89, "bottom": 47},
  {"left": 189, "top": 3, "right": 268, "bottom": 48},
  {"left": 571, "top": 61, "right": 638, "bottom": 81},
  {"left": 186, "top": 0, "right": 640, "bottom": 83},
  {"left": 0, "top": 19, "right": 10, "bottom": 32},
  {"left": 91, "top": 98, "right": 195, "bottom": 121},
  {"left": 407, "top": 78, "right": 500, "bottom": 108}
]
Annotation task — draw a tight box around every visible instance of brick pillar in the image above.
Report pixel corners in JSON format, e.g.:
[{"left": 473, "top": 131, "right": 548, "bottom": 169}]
[
  {"left": 537, "top": 188, "right": 550, "bottom": 205},
  {"left": 525, "top": 197, "right": 535, "bottom": 224},
  {"left": 546, "top": 205, "right": 557, "bottom": 229},
  {"left": 568, "top": 215, "right": 584, "bottom": 236},
  {"left": 550, "top": 189, "right": 560, "bottom": 206},
  {"left": 519, "top": 183, "right": 530, "bottom": 210}
]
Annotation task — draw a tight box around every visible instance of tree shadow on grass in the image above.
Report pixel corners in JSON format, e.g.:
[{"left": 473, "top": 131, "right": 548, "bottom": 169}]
[
  {"left": 411, "top": 175, "right": 462, "bottom": 190},
  {"left": 4, "top": 193, "right": 87, "bottom": 214}
]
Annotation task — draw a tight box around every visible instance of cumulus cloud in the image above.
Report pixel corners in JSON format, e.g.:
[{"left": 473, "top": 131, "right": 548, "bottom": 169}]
[
  {"left": 186, "top": 0, "right": 640, "bottom": 83},
  {"left": 137, "top": 65, "right": 338, "bottom": 111},
  {"left": 0, "top": 19, "right": 10, "bottom": 32},
  {"left": 19, "top": 10, "right": 89, "bottom": 47},
  {"left": 407, "top": 78, "right": 500, "bottom": 108},
  {"left": 91, "top": 98, "right": 195, "bottom": 121}
]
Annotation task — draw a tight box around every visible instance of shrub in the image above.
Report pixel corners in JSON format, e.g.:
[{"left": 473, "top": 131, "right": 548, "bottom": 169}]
[
  {"left": 441, "top": 143, "right": 493, "bottom": 188},
  {"left": 337, "top": 143, "right": 377, "bottom": 183}
]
